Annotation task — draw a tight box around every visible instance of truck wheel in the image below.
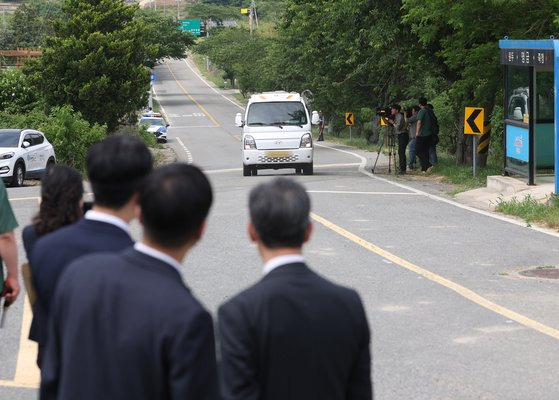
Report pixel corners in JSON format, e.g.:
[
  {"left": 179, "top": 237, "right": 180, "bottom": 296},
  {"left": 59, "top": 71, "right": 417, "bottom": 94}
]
[
  {"left": 251, "top": 168, "right": 258, "bottom": 176},
  {"left": 243, "top": 165, "right": 251, "bottom": 176},
  {"left": 302, "top": 163, "right": 313, "bottom": 175},
  {"left": 295, "top": 168, "right": 302, "bottom": 174}
]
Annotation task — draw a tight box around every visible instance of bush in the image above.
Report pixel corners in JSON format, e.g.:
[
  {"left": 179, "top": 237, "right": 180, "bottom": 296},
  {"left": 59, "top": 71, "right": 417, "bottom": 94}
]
[
  {"left": 0, "top": 105, "right": 106, "bottom": 173},
  {"left": 39, "top": 106, "right": 107, "bottom": 173}
]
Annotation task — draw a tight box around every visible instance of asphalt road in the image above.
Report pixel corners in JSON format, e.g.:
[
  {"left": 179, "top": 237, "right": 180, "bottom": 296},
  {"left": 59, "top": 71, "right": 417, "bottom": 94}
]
[{"left": 2, "top": 58, "right": 559, "bottom": 399}]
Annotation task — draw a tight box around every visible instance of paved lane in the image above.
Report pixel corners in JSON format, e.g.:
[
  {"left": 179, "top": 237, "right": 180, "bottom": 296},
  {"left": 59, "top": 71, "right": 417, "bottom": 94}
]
[{"left": 3, "top": 57, "right": 559, "bottom": 399}]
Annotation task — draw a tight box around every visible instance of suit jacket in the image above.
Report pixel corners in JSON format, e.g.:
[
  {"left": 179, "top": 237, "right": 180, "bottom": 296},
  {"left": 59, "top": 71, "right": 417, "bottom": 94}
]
[
  {"left": 40, "top": 248, "right": 220, "bottom": 400},
  {"left": 30, "top": 219, "right": 134, "bottom": 347},
  {"left": 218, "top": 263, "right": 372, "bottom": 400}
]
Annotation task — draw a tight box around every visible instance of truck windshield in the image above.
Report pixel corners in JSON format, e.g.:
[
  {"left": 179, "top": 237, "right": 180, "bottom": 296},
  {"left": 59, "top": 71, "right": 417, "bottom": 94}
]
[{"left": 247, "top": 102, "right": 307, "bottom": 126}]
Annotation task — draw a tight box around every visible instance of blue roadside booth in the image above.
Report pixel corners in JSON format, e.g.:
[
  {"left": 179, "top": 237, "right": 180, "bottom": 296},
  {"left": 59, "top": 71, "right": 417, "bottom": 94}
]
[{"left": 499, "top": 39, "right": 559, "bottom": 193}]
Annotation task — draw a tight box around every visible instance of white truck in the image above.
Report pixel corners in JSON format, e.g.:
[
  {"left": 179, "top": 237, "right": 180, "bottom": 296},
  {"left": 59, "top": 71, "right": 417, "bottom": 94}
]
[{"left": 235, "top": 91, "right": 320, "bottom": 176}]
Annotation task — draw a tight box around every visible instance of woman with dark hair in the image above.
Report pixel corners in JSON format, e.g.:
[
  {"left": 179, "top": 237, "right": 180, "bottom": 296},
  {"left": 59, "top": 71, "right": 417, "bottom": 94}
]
[
  {"left": 22, "top": 164, "right": 83, "bottom": 367},
  {"left": 22, "top": 164, "right": 84, "bottom": 259}
]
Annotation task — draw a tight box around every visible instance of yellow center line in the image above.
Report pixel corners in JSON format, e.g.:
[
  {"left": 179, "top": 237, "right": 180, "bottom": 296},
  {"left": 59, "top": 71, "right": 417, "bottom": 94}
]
[
  {"left": 0, "top": 296, "right": 40, "bottom": 388},
  {"left": 165, "top": 63, "right": 221, "bottom": 128},
  {"left": 311, "top": 212, "right": 559, "bottom": 341}
]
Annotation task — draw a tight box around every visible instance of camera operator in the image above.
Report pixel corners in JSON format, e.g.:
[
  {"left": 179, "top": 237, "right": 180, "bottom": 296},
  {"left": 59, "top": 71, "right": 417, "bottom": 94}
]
[{"left": 386, "top": 104, "right": 408, "bottom": 174}]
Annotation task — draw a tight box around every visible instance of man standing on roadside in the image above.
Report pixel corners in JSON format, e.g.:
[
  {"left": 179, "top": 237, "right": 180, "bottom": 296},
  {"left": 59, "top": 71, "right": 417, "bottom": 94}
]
[
  {"left": 41, "top": 163, "right": 219, "bottom": 400},
  {"left": 218, "top": 177, "right": 372, "bottom": 400},
  {"left": 415, "top": 97, "right": 434, "bottom": 173},
  {"left": 0, "top": 179, "right": 19, "bottom": 307},
  {"left": 387, "top": 104, "right": 408, "bottom": 174},
  {"left": 30, "top": 135, "right": 152, "bottom": 366}
]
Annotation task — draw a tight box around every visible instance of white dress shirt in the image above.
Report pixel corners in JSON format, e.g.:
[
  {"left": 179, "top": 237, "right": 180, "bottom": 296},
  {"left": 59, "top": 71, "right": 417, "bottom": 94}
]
[
  {"left": 262, "top": 254, "right": 305, "bottom": 276},
  {"left": 134, "top": 242, "right": 183, "bottom": 273},
  {"left": 85, "top": 210, "right": 129, "bottom": 234}
]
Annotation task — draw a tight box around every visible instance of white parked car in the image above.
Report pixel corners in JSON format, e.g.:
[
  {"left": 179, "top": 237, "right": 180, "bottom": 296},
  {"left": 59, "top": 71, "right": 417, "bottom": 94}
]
[
  {"left": 139, "top": 116, "right": 168, "bottom": 143},
  {"left": 235, "top": 91, "right": 320, "bottom": 176},
  {"left": 0, "top": 129, "right": 56, "bottom": 187}
]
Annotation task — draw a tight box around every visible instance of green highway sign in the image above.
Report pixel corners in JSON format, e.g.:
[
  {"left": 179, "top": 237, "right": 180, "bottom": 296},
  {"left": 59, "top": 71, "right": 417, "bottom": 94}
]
[{"left": 179, "top": 19, "right": 201, "bottom": 36}]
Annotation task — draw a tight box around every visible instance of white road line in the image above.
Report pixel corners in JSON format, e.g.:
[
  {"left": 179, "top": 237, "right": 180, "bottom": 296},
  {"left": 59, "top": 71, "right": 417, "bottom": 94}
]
[
  {"left": 308, "top": 190, "right": 421, "bottom": 195},
  {"left": 183, "top": 59, "right": 244, "bottom": 110},
  {"left": 168, "top": 125, "right": 218, "bottom": 129},
  {"left": 176, "top": 137, "right": 193, "bottom": 164},
  {"left": 7, "top": 196, "right": 41, "bottom": 201},
  {"left": 202, "top": 162, "right": 362, "bottom": 175},
  {"left": 315, "top": 142, "right": 559, "bottom": 239}
]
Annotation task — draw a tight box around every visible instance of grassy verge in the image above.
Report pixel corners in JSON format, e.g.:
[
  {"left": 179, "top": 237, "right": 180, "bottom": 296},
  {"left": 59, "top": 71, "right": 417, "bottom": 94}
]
[
  {"left": 315, "top": 128, "right": 500, "bottom": 192},
  {"left": 313, "top": 126, "right": 376, "bottom": 151},
  {"left": 190, "top": 53, "right": 248, "bottom": 107},
  {"left": 430, "top": 154, "right": 502, "bottom": 194},
  {"left": 495, "top": 194, "right": 559, "bottom": 229}
]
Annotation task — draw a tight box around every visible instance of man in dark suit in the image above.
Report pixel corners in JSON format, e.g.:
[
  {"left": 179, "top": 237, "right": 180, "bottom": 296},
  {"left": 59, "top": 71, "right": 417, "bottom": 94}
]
[
  {"left": 218, "top": 178, "right": 373, "bottom": 400},
  {"left": 30, "top": 135, "right": 152, "bottom": 366},
  {"left": 41, "top": 163, "right": 219, "bottom": 400}
]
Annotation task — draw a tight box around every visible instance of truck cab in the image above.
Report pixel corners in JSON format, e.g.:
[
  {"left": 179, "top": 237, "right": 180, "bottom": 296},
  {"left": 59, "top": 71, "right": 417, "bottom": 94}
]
[{"left": 235, "top": 91, "right": 319, "bottom": 176}]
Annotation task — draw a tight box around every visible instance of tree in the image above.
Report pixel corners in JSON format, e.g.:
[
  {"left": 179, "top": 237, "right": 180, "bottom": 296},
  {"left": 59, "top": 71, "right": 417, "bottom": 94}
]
[
  {"left": 195, "top": 27, "right": 252, "bottom": 86},
  {"left": 24, "top": 0, "right": 195, "bottom": 132},
  {"left": 136, "top": 9, "right": 196, "bottom": 68},
  {"left": 0, "top": 69, "right": 39, "bottom": 114},
  {"left": 402, "top": 0, "right": 559, "bottom": 163},
  {"left": 10, "top": 0, "right": 61, "bottom": 48}
]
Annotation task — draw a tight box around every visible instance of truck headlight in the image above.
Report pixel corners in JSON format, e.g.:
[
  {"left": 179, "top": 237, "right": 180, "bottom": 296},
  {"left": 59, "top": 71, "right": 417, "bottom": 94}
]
[
  {"left": 244, "top": 135, "right": 256, "bottom": 150},
  {"left": 0, "top": 152, "right": 15, "bottom": 160},
  {"left": 300, "top": 133, "right": 312, "bottom": 148}
]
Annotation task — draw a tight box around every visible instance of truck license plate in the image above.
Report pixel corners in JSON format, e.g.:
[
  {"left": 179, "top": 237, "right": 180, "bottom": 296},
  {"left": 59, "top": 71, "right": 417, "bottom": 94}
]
[{"left": 266, "top": 151, "right": 291, "bottom": 157}]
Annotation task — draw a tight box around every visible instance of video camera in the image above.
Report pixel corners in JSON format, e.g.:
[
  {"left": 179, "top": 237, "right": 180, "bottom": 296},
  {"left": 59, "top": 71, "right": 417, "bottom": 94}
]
[{"left": 375, "top": 106, "right": 392, "bottom": 117}]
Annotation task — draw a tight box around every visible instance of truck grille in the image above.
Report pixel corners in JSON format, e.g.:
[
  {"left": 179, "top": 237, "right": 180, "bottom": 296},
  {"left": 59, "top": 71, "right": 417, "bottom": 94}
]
[{"left": 258, "top": 155, "right": 300, "bottom": 163}]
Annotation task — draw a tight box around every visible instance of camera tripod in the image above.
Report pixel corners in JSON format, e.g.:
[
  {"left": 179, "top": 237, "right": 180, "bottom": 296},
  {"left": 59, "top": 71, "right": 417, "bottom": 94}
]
[{"left": 372, "top": 131, "right": 397, "bottom": 174}]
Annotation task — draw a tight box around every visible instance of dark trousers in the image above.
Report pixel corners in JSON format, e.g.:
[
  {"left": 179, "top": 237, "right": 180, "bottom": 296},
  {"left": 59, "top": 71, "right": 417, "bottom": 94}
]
[
  {"left": 397, "top": 132, "right": 409, "bottom": 172},
  {"left": 415, "top": 135, "right": 432, "bottom": 171}
]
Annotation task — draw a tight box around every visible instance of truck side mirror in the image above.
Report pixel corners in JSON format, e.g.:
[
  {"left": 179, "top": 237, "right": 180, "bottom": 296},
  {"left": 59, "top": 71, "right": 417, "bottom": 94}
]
[
  {"left": 235, "top": 113, "right": 244, "bottom": 127},
  {"left": 311, "top": 111, "right": 320, "bottom": 125}
]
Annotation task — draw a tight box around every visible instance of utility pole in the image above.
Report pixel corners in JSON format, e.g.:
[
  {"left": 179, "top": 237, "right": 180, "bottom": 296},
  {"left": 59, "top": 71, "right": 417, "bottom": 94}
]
[
  {"left": 249, "top": 0, "right": 258, "bottom": 36},
  {"left": 176, "top": 0, "right": 180, "bottom": 21}
]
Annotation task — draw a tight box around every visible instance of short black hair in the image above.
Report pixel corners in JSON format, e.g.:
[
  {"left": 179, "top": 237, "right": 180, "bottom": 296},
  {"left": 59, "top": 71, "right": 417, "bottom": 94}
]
[
  {"left": 140, "top": 163, "right": 213, "bottom": 248},
  {"left": 249, "top": 178, "right": 310, "bottom": 249},
  {"left": 419, "top": 97, "right": 428, "bottom": 106},
  {"left": 391, "top": 104, "right": 401, "bottom": 112},
  {"left": 87, "top": 135, "right": 153, "bottom": 209}
]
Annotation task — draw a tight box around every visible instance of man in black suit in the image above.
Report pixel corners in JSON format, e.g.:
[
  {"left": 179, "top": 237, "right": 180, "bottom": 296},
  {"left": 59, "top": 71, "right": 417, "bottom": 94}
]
[
  {"left": 218, "top": 178, "right": 373, "bottom": 400},
  {"left": 40, "top": 163, "right": 219, "bottom": 400},
  {"left": 30, "top": 135, "right": 152, "bottom": 366}
]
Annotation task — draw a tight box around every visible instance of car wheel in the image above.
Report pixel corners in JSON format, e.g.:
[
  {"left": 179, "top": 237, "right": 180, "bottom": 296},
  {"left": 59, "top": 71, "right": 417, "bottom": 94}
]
[
  {"left": 243, "top": 165, "right": 251, "bottom": 177},
  {"left": 11, "top": 162, "right": 25, "bottom": 187},
  {"left": 302, "top": 163, "right": 313, "bottom": 176},
  {"left": 46, "top": 158, "right": 55, "bottom": 171},
  {"left": 251, "top": 168, "right": 258, "bottom": 176}
]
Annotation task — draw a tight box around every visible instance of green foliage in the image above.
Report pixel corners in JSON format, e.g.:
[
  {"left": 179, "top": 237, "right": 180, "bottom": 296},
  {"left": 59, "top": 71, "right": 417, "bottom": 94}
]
[
  {"left": 195, "top": 27, "right": 277, "bottom": 93},
  {"left": 0, "top": 69, "right": 39, "bottom": 114},
  {"left": 0, "top": 105, "right": 106, "bottom": 172},
  {"left": 430, "top": 153, "right": 501, "bottom": 192},
  {"left": 495, "top": 194, "right": 559, "bottom": 229},
  {"left": 187, "top": 2, "right": 241, "bottom": 22},
  {"left": 39, "top": 105, "right": 106, "bottom": 172},
  {"left": 135, "top": 9, "right": 196, "bottom": 68},
  {"left": 10, "top": 0, "right": 61, "bottom": 48},
  {"left": 23, "top": 0, "right": 196, "bottom": 132}
]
